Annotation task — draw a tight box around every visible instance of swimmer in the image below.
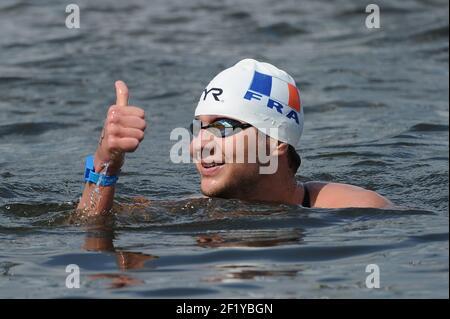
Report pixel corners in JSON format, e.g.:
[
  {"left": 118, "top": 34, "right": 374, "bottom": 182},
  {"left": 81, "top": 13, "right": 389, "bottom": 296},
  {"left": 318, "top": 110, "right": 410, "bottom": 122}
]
[{"left": 77, "top": 59, "right": 393, "bottom": 215}]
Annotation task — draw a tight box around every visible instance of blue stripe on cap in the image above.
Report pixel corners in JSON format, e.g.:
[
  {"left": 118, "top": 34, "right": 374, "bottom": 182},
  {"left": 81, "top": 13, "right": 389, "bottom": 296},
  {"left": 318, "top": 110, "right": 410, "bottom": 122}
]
[{"left": 249, "top": 71, "right": 272, "bottom": 96}]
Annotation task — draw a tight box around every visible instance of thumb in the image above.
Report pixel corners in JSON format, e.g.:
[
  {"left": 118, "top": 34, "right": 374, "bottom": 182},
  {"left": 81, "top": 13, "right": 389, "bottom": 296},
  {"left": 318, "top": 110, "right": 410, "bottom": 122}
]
[{"left": 115, "top": 80, "right": 129, "bottom": 107}]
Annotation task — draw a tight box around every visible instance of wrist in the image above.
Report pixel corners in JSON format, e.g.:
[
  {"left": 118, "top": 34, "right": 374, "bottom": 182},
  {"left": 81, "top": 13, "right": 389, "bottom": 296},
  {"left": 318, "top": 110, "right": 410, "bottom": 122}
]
[
  {"left": 84, "top": 155, "right": 119, "bottom": 187},
  {"left": 94, "top": 150, "right": 124, "bottom": 175}
]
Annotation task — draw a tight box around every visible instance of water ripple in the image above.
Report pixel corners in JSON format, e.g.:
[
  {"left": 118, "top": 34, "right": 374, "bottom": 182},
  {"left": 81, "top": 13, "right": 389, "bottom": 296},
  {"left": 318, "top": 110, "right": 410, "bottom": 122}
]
[{"left": 0, "top": 122, "right": 78, "bottom": 137}]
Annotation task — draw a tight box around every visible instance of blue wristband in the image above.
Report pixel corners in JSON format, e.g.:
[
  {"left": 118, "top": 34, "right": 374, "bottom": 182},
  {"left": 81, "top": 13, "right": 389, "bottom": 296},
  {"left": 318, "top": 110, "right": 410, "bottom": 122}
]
[{"left": 84, "top": 155, "right": 119, "bottom": 186}]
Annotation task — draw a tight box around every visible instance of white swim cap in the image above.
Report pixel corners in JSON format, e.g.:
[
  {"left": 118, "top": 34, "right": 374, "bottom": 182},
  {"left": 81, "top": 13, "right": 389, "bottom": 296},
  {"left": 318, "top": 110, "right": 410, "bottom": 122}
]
[{"left": 195, "top": 58, "right": 303, "bottom": 146}]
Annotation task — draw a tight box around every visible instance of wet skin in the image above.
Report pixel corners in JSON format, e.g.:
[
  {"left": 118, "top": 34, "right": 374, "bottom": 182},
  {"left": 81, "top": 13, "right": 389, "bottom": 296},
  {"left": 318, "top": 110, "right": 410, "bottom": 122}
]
[{"left": 77, "top": 81, "right": 394, "bottom": 216}]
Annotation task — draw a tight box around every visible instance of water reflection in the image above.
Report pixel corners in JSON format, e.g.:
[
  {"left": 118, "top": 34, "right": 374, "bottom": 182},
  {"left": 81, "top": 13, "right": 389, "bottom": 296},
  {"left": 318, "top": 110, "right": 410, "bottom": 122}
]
[
  {"left": 82, "top": 216, "right": 157, "bottom": 289},
  {"left": 88, "top": 273, "right": 144, "bottom": 289},
  {"left": 204, "top": 265, "right": 301, "bottom": 283},
  {"left": 196, "top": 229, "right": 304, "bottom": 284},
  {"left": 196, "top": 228, "right": 304, "bottom": 248},
  {"left": 79, "top": 205, "right": 305, "bottom": 289}
]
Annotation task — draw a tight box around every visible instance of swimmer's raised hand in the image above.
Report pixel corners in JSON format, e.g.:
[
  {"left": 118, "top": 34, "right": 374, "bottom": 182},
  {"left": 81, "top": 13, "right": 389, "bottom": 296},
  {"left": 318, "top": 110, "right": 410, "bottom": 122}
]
[{"left": 94, "top": 80, "right": 146, "bottom": 175}]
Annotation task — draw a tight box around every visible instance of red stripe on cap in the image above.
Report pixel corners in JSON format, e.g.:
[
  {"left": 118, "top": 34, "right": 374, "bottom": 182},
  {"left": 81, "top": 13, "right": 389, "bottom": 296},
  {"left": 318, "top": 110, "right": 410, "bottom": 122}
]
[{"left": 287, "top": 83, "right": 300, "bottom": 112}]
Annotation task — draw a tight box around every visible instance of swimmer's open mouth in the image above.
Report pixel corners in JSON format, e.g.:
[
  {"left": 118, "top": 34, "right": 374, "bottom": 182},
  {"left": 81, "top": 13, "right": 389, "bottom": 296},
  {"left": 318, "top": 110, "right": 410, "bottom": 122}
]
[{"left": 201, "top": 161, "right": 225, "bottom": 168}]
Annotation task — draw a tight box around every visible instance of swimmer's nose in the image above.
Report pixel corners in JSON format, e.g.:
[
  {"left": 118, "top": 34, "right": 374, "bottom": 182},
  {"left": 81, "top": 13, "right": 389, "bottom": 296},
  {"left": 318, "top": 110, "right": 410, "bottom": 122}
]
[
  {"left": 191, "top": 130, "right": 218, "bottom": 159},
  {"left": 115, "top": 80, "right": 129, "bottom": 106}
]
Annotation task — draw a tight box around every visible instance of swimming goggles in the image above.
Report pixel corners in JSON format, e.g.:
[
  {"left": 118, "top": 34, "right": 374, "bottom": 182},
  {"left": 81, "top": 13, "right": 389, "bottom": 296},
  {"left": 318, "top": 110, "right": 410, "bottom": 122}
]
[{"left": 189, "top": 118, "right": 252, "bottom": 138}]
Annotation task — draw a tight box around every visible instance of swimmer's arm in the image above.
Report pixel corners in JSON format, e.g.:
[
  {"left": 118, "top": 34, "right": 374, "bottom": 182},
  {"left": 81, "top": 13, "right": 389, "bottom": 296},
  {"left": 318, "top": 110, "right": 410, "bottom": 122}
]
[
  {"left": 77, "top": 148, "right": 124, "bottom": 214},
  {"left": 77, "top": 81, "right": 146, "bottom": 216},
  {"left": 77, "top": 178, "right": 116, "bottom": 215},
  {"left": 307, "top": 182, "right": 395, "bottom": 209}
]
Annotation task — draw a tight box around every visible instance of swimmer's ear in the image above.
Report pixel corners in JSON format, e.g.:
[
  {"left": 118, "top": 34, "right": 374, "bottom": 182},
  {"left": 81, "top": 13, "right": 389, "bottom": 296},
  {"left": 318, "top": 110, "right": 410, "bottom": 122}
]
[
  {"left": 275, "top": 142, "right": 289, "bottom": 156},
  {"left": 266, "top": 138, "right": 289, "bottom": 156}
]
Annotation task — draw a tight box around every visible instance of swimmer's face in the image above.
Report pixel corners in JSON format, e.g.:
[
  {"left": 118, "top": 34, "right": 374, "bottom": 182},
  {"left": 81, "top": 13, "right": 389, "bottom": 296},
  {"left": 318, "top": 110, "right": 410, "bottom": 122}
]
[{"left": 189, "top": 115, "right": 263, "bottom": 199}]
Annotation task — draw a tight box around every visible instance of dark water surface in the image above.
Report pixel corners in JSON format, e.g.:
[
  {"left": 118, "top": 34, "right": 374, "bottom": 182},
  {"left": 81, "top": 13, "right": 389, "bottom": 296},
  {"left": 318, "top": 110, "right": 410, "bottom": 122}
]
[{"left": 0, "top": 0, "right": 448, "bottom": 298}]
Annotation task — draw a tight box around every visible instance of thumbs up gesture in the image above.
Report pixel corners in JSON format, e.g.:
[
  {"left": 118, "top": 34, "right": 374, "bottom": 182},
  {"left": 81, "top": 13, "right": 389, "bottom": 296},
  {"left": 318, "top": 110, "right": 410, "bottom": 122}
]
[{"left": 94, "top": 80, "right": 146, "bottom": 175}]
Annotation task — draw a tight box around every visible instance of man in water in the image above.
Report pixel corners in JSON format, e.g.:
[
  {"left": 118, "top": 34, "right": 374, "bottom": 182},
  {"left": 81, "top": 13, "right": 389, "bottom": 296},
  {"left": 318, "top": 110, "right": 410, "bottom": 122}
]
[{"left": 78, "top": 59, "right": 393, "bottom": 215}]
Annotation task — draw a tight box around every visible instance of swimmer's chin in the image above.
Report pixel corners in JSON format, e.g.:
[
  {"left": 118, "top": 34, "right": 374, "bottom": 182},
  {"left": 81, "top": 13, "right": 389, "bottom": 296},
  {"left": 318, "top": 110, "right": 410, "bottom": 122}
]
[
  {"left": 199, "top": 184, "right": 220, "bottom": 198},
  {"left": 200, "top": 182, "right": 236, "bottom": 199}
]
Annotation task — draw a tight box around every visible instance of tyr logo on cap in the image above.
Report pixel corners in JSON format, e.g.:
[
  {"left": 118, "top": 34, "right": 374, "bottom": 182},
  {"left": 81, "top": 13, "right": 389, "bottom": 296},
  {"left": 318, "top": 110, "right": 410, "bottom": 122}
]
[{"left": 203, "top": 87, "right": 223, "bottom": 101}]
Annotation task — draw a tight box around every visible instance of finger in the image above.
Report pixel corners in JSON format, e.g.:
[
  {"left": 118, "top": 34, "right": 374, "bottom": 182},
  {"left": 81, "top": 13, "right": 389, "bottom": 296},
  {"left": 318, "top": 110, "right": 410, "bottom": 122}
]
[
  {"left": 115, "top": 80, "right": 129, "bottom": 107},
  {"left": 117, "top": 116, "right": 147, "bottom": 131},
  {"left": 118, "top": 106, "right": 145, "bottom": 118},
  {"left": 115, "top": 127, "right": 145, "bottom": 141},
  {"left": 108, "top": 105, "right": 145, "bottom": 119},
  {"left": 111, "top": 137, "right": 140, "bottom": 153}
]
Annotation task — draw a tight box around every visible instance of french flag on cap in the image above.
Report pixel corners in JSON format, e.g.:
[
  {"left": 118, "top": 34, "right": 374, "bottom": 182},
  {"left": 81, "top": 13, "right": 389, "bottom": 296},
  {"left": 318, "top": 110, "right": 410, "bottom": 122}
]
[{"left": 248, "top": 71, "right": 301, "bottom": 112}]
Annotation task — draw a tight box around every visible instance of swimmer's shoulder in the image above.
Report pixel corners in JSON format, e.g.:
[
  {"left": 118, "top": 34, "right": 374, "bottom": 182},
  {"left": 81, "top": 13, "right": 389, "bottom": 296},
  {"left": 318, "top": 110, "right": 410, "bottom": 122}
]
[{"left": 304, "top": 181, "right": 394, "bottom": 209}]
